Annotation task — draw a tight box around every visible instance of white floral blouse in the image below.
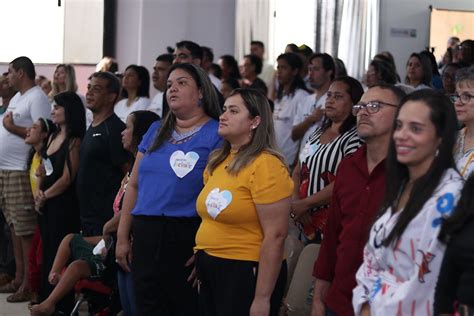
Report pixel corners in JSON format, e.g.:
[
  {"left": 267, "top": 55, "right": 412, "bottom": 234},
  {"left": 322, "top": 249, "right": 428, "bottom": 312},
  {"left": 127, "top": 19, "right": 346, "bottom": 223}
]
[{"left": 352, "top": 168, "right": 464, "bottom": 316}]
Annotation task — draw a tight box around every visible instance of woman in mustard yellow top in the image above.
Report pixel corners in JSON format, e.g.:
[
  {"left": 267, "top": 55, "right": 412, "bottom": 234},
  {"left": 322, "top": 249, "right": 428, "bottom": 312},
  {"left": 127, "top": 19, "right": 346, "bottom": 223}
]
[{"left": 194, "top": 88, "right": 293, "bottom": 316}]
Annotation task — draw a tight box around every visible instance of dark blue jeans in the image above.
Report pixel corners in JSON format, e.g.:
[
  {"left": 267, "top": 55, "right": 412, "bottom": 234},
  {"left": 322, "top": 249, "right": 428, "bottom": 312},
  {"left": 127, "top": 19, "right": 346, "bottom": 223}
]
[{"left": 117, "top": 269, "right": 136, "bottom": 316}]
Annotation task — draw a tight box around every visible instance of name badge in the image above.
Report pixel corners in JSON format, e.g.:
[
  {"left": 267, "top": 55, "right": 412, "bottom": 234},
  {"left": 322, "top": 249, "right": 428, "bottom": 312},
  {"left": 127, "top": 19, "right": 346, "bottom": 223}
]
[{"left": 44, "top": 158, "right": 54, "bottom": 176}]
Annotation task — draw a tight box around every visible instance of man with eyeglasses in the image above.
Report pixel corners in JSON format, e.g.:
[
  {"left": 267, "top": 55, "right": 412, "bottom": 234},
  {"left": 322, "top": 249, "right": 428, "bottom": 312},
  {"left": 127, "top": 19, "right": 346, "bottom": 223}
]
[
  {"left": 173, "top": 41, "right": 221, "bottom": 89},
  {"left": 311, "top": 84, "right": 406, "bottom": 316},
  {"left": 172, "top": 40, "right": 224, "bottom": 107}
]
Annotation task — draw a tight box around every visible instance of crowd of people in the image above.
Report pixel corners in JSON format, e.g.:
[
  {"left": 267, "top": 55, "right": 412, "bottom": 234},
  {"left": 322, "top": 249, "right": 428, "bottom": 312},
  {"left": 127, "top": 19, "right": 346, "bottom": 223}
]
[{"left": 0, "top": 36, "right": 472, "bottom": 316}]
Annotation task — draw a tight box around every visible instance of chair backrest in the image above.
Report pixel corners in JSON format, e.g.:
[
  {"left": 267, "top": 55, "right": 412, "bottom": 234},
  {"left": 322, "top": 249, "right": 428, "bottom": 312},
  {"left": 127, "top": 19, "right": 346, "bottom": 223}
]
[
  {"left": 285, "top": 243, "right": 320, "bottom": 316},
  {"left": 284, "top": 235, "right": 305, "bottom": 295}
]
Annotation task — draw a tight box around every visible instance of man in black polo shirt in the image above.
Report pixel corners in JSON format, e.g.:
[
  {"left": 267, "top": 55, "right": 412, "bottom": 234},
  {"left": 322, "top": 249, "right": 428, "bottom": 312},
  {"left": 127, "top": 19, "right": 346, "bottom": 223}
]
[{"left": 77, "top": 72, "right": 130, "bottom": 236}]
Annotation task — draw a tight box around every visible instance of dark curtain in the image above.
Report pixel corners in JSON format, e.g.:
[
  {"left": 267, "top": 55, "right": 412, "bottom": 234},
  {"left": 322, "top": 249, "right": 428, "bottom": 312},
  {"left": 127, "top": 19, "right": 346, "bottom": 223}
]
[
  {"left": 314, "top": 0, "right": 344, "bottom": 56},
  {"left": 103, "top": 0, "right": 117, "bottom": 57}
]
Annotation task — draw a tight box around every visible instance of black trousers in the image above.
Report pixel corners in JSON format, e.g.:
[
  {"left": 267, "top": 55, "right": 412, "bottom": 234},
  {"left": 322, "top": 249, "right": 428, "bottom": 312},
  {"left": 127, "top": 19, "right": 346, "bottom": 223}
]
[
  {"left": 195, "top": 251, "right": 287, "bottom": 316},
  {"left": 38, "top": 202, "right": 80, "bottom": 314},
  {"left": 132, "top": 215, "right": 200, "bottom": 316},
  {"left": 0, "top": 210, "right": 14, "bottom": 276}
]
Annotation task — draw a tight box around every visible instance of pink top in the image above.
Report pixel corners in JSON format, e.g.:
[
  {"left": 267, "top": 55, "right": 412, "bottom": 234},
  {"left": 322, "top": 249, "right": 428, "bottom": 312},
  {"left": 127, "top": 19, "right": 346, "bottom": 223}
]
[{"left": 112, "top": 174, "right": 129, "bottom": 215}]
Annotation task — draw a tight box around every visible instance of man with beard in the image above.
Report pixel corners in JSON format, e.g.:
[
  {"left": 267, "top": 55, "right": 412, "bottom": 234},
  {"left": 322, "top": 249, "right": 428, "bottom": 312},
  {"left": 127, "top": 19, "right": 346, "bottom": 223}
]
[{"left": 311, "top": 85, "right": 406, "bottom": 316}]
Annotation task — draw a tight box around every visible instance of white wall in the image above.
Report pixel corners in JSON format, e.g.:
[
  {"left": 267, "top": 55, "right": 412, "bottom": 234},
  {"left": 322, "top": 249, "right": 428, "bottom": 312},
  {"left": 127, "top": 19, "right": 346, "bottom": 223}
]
[
  {"left": 116, "top": 0, "right": 236, "bottom": 96},
  {"left": 63, "top": 0, "right": 104, "bottom": 64},
  {"left": 269, "top": 0, "right": 316, "bottom": 64},
  {"left": 378, "top": 0, "right": 474, "bottom": 80}
]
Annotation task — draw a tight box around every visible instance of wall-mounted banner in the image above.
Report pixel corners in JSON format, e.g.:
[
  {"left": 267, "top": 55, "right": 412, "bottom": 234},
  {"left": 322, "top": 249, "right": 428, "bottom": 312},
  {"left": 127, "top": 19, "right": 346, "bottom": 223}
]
[{"left": 390, "top": 27, "right": 417, "bottom": 38}]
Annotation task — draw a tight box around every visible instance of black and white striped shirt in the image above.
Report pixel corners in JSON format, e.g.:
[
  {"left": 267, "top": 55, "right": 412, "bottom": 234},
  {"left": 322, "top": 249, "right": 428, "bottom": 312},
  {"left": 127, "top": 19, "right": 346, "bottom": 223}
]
[{"left": 301, "top": 126, "right": 362, "bottom": 197}]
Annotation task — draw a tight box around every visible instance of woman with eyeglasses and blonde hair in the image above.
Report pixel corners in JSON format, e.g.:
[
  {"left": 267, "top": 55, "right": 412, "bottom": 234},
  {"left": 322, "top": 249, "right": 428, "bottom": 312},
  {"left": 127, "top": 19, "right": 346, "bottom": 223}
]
[
  {"left": 193, "top": 88, "right": 293, "bottom": 316},
  {"left": 452, "top": 66, "right": 474, "bottom": 178}
]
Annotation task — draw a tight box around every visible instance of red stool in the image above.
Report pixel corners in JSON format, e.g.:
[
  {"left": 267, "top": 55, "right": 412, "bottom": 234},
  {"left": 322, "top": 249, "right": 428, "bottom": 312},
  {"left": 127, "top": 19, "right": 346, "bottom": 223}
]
[{"left": 70, "top": 279, "right": 114, "bottom": 316}]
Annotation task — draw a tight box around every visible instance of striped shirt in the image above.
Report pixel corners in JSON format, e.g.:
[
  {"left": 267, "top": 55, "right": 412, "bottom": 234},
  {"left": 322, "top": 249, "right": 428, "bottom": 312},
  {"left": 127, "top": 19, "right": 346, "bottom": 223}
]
[{"left": 301, "top": 126, "right": 362, "bottom": 197}]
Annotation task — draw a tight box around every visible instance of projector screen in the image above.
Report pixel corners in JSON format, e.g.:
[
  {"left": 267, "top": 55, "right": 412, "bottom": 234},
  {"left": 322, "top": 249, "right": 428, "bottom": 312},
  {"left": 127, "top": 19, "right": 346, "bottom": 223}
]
[{"left": 0, "top": 0, "right": 103, "bottom": 64}]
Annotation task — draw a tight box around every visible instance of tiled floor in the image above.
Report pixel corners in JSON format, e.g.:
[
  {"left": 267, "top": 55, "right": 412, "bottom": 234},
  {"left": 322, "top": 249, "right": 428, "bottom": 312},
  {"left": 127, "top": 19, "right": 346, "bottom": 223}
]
[{"left": 0, "top": 293, "right": 29, "bottom": 315}]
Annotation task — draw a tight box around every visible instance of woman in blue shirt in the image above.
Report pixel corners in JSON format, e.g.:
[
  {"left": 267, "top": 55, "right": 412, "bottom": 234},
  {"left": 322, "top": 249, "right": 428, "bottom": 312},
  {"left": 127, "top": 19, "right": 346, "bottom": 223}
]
[{"left": 116, "top": 63, "right": 222, "bottom": 315}]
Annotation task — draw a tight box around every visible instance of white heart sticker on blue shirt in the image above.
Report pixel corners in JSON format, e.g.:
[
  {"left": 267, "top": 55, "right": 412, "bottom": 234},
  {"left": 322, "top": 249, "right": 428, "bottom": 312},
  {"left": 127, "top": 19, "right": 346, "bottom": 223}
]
[
  {"left": 169, "top": 150, "right": 200, "bottom": 178},
  {"left": 205, "top": 188, "right": 233, "bottom": 220}
]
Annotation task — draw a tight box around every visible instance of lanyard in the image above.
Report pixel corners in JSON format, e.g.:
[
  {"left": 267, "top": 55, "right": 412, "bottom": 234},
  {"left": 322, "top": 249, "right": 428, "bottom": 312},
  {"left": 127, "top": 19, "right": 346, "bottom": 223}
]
[{"left": 461, "top": 151, "right": 474, "bottom": 177}]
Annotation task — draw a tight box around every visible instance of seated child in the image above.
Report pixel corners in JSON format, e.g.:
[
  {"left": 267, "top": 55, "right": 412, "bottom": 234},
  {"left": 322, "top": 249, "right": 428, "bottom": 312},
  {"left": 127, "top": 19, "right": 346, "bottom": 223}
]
[{"left": 30, "top": 233, "right": 111, "bottom": 316}]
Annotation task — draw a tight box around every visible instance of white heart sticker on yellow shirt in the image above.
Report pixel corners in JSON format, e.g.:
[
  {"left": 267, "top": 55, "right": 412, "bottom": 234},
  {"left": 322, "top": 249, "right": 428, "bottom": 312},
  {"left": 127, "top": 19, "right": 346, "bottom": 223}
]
[
  {"left": 169, "top": 150, "right": 200, "bottom": 178},
  {"left": 205, "top": 188, "right": 233, "bottom": 220}
]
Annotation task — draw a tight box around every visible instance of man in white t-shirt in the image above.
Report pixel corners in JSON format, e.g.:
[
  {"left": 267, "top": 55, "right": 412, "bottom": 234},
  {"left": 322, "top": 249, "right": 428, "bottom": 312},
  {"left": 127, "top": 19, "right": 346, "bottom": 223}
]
[
  {"left": 292, "top": 53, "right": 335, "bottom": 161},
  {"left": 149, "top": 54, "right": 173, "bottom": 118},
  {"left": 0, "top": 56, "right": 50, "bottom": 301}
]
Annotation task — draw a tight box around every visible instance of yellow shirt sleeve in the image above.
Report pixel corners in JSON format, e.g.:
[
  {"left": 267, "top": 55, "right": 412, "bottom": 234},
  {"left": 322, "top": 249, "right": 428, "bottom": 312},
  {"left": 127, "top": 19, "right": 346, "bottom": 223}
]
[
  {"left": 29, "top": 153, "right": 41, "bottom": 196},
  {"left": 249, "top": 153, "right": 294, "bottom": 204},
  {"left": 202, "top": 166, "right": 209, "bottom": 185}
]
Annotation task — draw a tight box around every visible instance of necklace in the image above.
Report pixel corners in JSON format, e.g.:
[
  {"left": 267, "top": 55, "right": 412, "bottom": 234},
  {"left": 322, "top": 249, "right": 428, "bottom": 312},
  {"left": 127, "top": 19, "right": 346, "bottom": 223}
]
[
  {"left": 461, "top": 152, "right": 474, "bottom": 177},
  {"left": 171, "top": 124, "right": 203, "bottom": 142},
  {"left": 457, "top": 128, "right": 474, "bottom": 177}
]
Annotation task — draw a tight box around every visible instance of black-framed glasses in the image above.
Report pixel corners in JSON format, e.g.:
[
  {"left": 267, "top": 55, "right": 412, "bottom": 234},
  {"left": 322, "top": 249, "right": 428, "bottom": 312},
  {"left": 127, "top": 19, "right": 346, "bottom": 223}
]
[
  {"left": 352, "top": 101, "right": 398, "bottom": 116},
  {"left": 450, "top": 93, "right": 474, "bottom": 105}
]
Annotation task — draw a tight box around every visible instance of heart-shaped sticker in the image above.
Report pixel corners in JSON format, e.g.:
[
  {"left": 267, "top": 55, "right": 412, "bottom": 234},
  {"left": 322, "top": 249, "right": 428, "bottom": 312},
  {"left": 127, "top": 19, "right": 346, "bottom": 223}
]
[
  {"left": 300, "top": 142, "right": 318, "bottom": 161},
  {"left": 169, "top": 150, "right": 200, "bottom": 178},
  {"left": 205, "top": 188, "right": 233, "bottom": 220}
]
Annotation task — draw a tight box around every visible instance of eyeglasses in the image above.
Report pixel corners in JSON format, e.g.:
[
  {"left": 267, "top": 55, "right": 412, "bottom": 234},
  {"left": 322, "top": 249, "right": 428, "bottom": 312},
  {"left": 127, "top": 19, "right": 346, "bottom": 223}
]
[
  {"left": 352, "top": 101, "right": 398, "bottom": 116},
  {"left": 450, "top": 93, "right": 474, "bottom": 105}
]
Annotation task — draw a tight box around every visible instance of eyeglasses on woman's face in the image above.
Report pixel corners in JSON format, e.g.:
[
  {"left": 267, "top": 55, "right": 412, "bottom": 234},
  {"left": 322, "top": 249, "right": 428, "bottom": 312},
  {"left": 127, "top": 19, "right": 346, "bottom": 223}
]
[{"left": 450, "top": 93, "right": 474, "bottom": 105}]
